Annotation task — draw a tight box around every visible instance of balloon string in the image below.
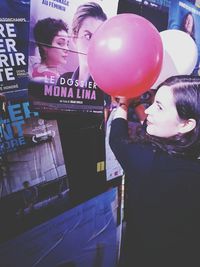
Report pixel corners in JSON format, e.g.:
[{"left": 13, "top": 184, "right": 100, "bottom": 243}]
[{"left": 29, "top": 39, "right": 87, "bottom": 55}]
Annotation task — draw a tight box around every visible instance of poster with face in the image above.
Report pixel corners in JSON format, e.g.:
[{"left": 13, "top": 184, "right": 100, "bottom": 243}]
[
  {"left": 28, "top": 0, "right": 119, "bottom": 114},
  {"left": 168, "top": 0, "right": 200, "bottom": 76}
]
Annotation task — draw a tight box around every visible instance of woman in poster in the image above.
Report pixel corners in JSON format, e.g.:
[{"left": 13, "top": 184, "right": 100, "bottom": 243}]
[
  {"left": 181, "top": 11, "right": 195, "bottom": 40},
  {"left": 31, "top": 17, "right": 69, "bottom": 83}
]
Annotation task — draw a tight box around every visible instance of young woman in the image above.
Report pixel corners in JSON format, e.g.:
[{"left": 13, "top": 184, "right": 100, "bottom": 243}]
[
  {"left": 109, "top": 75, "right": 200, "bottom": 267},
  {"left": 31, "top": 17, "right": 69, "bottom": 83},
  {"left": 181, "top": 12, "right": 195, "bottom": 40}
]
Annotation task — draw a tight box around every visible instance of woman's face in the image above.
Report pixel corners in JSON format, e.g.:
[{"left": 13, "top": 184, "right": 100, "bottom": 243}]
[
  {"left": 74, "top": 17, "right": 104, "bottom": 67},
  {"left": 145, "top": 86, "right": 183, "bottom": 138},
  {"left": 184, "top": 14, "right": 194, "bottom": 35},
  {"left": 44, "top": 30, "right": 69, "bottom": 66}
]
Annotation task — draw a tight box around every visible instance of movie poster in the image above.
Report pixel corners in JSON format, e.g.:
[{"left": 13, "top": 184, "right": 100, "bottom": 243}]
[
  {"left": 0, "top": 110, "right": 67, "bottom": 195},
  {"left": 168, "top": 0, "right": 200, "bottom": 75},
  {"left": 28, "top": 0, "right": 119, "bottom": 114},
  {"left": 0, "top": 0, "right": 30, "bottom": 100},
  {"left": 0, "top": 101, "right": 68, "bottom": 243}
]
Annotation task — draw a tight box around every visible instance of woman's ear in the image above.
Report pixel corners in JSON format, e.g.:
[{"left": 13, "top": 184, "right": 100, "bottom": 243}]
[{"left": 179, "top": 118, "right": 196, "bottom": 134}]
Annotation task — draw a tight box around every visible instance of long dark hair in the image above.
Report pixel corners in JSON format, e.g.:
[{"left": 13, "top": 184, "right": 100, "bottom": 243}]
[
  {"left": 181, "top": 12, "right": 195, "bottom": 40},
  {"left": 132, "top": 76, "right": 200, "bottom": 159}
]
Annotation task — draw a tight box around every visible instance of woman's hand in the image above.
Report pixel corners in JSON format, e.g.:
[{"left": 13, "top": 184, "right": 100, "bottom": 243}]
[
  {"left": 114, "top": 96, "right": 146, "bottom": 123},
  {"left": 115, "top": 96, "right": 140, "bottom": 111}
]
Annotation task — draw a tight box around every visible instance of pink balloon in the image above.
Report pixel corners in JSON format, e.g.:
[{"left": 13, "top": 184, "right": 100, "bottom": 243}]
[{"left": 88, "top": 14, "right": 163, "bottom": 97}]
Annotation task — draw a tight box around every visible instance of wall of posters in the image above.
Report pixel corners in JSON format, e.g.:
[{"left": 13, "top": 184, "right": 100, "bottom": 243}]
[{"left": 0, "top": 0, "right": 69, "bottom": 237}]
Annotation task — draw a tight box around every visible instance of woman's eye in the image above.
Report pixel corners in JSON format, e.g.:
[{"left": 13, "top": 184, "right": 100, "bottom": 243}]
[
  {"left": 157, "top": 104, "right": 162, "bottom": 110},
  {"left": 57, "top": 42, "right": 65, "bottom": 46},
  {"left": 84, "top": 33, "right": 92, "bottom": 40}
]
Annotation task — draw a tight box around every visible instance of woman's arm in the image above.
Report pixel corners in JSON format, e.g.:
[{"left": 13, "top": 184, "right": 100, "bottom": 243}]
[
  {"left": 109, "top": 115, "right": 130, "bottom": 172},
  {"left": 109, "top": 103, "right": 153, "bottom": 174}
]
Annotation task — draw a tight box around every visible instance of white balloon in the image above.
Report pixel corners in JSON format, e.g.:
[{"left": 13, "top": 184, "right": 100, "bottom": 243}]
[{"left": 152, "top": 29, "right": 198, "bottom": 89}]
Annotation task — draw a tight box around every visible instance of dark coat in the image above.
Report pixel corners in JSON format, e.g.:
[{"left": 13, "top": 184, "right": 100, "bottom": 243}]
[{"left": 110, "top": 118, "right": 200, "bottom": 267}]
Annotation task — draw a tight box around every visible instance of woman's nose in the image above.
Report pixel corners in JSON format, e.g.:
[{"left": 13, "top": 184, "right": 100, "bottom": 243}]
[
  {"left": 64, "top": 46, "right": 69, "bottom": 52},
  {"left": 144, "top": 104, "right": 153, "bottom": 115}
]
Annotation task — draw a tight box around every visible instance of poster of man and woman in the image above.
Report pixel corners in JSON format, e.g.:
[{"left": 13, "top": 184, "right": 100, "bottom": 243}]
[{"left": 28, "top": 0, "right": 120, "bottom": 114}]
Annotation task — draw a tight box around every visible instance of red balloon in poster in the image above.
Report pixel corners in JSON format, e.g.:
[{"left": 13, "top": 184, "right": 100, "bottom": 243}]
[{"left": 88, "top": 14, "right": 163, "bottom": 97}]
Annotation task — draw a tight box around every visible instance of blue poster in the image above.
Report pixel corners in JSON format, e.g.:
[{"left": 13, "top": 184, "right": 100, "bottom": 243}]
[{"left": 0, "top": 0, "right": 30, "bottom": 95}]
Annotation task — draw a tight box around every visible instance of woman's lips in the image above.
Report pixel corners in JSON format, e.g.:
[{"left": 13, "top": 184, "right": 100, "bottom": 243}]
[{"left": 146, "top": 119, "right": 153, "bottom": 125}]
